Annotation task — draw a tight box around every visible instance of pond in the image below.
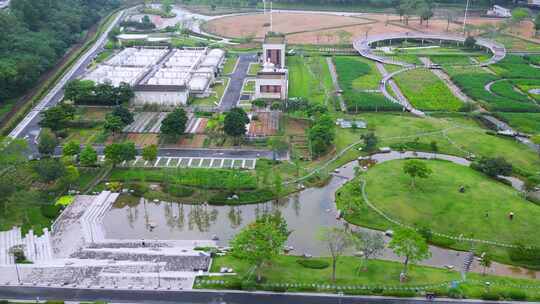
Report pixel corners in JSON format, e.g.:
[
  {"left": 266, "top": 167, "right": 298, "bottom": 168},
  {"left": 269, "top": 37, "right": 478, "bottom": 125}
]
[{"left": 103, "top": 162, "right": 357, "bottom": 256}]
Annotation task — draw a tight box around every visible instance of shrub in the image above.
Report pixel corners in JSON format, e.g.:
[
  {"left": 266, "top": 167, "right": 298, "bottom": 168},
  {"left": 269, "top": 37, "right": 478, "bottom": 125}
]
[
  {"left": 509, "top": 243, "right": 540, "bottom": 267},
  {"left": 55, "top": 195, "right": 74, "bottom": 206},
  {"left": 382, "top": 290, "right": 416, "bottom": 297},
  {"left": 481, "top": 292, "right": 501, "bottom": 301},
  {"left": 471, "top": 157, "right": 512, "bottom": 178},
  {"left": 503, "top": 290, "right": 527, "bottom": 301},
  {"left": 448, "top": 287, "right": 464, "bottom": 299},
  {"left": 241, "top": 280, "right": 257, "bottom": 291},
  {"left": 41, "top": 204, "right": 62, "bottom": 219},
  {"left": 128, "top": 182, "right": 149, "bottom": 197},
  {"left": 296, "top": 259, "right": 330, "bottom": 269},
  {"left": 163, "top": 184, "right": 194, "bottom": 198}
]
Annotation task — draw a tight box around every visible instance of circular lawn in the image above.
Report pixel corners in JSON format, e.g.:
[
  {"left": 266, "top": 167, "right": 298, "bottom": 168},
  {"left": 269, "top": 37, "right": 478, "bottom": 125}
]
[{"left": 363, "top": 159, "right": 540, "bottom": 247}]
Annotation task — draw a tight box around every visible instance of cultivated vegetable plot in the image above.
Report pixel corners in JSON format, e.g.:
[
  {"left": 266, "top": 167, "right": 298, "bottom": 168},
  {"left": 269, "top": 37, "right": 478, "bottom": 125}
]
[
  {"left": 98, "top": 155, "right": 257, "bottom": 170},
  {"left": 394, "top": 68, "right": 464, "bottom": 111}
]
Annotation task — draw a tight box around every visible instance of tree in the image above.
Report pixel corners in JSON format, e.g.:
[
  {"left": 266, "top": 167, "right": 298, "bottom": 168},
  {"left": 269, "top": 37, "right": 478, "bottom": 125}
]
[
  {"left": 511, "top": 8, "right": 529, "bottom": 25},
  {"left": 361, "top": 132, "right": 378, "bottom": 152},
  {"left": 389, "top": 228, "right": 431, "bottom": 280},
  {"left": 0, "top": 137, "right": 28, "bottom": 169},
  {"left": 230, "top": 213, "right": 288, "bottom": 282},
  {"left": 62, "top": 140, "right": 80, "bottom": 158},
  {"left": 33, "top": 159, "right": 66, "bottom": 183},
  {"left": 471, "top": 157, "right": 512, "bottom": 178},
  {"left": 336, "top": 30, "right": 352, "bottom": 45},
  {"left": 160, "top": 108, "right": 188, "bottom": 140},
  {"left": 104, "top": 114, "right": 125, "bottom": 135},
  {"left": 161, "top": 0, "right": 174, "bottom": 14},
  {"left": 38, "top": 128, "right": 58, "bottom": 156},
  {"left": 535, "top": 13, "right": 540, "bottom": 36},
  {"left": 419, "top": 4, "right": 433, "bottom": 27},
  {"left": 480, "top": 253, "right": 492, "bottom": 276},
  {"left": 351, "top": 230, "right": 385, "bottom": 271},
  {"left": 224, "top": 107, "right": 250, "bottom": 143},
  {"left": 62, "top": 165, "right": 79, "bottom": 188},
  {"left": 142, "top": 144, "right": 158, "bottom": 163},
  {"left": 39, "top": 103, "right": 75, "bottom": 132},
  {"left": 309, "top": 114, "right": 335, "bottom": 157},
  {"left": 111, "top": 105, "right": 134, "bottom": 125},
  {"left": 104, "top": 142, "right": 137, "bottom": 167},
  {"left": 318, "top": 227, "right": 351, "bottom": 282},
  {"left": 403, "top": 160, "right": 432, "bottom": 188},
  {"left": 464, "top": 36, "right": 476, "bottom": 49},
  {"left": 272, "top": 169, "right": 283, "bottom": 199},
  {"left": 80, "top": 145, "right": 98, "bottom": 167}
]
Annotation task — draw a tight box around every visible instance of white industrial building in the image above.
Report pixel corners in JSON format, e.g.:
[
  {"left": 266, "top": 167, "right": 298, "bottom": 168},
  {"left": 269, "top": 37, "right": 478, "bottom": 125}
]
[
  {"left": 486, "top": 5, "right": 511, "bottom": 18},
  {"left": 254, "top": 35, "right": 289, "bottom": 100},
  {"left": 84, "top": 47, "right": 225, "bottom": 108}
]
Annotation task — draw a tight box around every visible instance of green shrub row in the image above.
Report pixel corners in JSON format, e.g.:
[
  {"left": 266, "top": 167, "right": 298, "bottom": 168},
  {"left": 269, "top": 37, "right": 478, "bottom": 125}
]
[
  {"left": 296, "top": 258, "right": 330, "bottom": 269},
  {"left": 109, "top": 168, "right": 257, "bottom": 190}
]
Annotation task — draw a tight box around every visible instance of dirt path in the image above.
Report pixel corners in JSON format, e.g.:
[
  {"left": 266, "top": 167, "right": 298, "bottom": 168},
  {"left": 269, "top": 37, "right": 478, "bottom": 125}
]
[{"left": 326, "top": 57, "right": 347, "bottom": 112}]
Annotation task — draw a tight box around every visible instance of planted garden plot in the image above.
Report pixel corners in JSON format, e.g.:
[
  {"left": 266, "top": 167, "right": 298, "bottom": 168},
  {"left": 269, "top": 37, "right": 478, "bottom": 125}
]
[
  {"left": 179, "top": 158, "right": 190, "bottom": 167},
  {"left": 248, "top": 112, "right": 280, "bottom": 137},
  {"left": 168, "top": 158, "right": 179, "bottom": 167}
]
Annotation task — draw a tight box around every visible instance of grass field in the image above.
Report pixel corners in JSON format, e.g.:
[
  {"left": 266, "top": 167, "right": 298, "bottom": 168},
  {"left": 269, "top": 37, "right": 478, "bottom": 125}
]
[
  {"left": 495, "top": 112, "right": 540, "bottom": 134},
  {"left": 332, "top": 113, "right": 540, "bottom": 175},
  {"left": 394, "top": 68, "right": 464, "bottom": 111},
  {"left": 490, "top": 80, "right": 530, "bottom": 103},
  {"left": 197, "top": 254, "right": 540, "bottom": 300},
  {"left": 334, "top": 57, "right": 401, "bottom": 111},
  {"left": 222, "top": 54, "right": 238, "bottom": 75},
  {"left": 491, "top": 34, "right": 540, "bottom": 52},
  {"left": 247, "top": 63, "right": 261, "bottom": 76},
  {"left": 242, "top": 80, "right": 255, "bottom": 92},
  {"left": 364, "top": 159, "right": 540, "bottom": 247},
  {"left": 490, "top": 55, "right": 540, "bottom": 79},
  {"left": 288, "top": 55, "right": 333, "bottom": 105}
]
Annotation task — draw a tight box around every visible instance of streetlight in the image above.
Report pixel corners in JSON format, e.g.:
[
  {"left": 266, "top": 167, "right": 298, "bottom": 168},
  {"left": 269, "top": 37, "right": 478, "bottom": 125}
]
[
  {"left": 154, "top": 259, "right": 161, "bottom": 288},
  {"left": 9, "top": 250, "right": 21, "bottom": 284},
  {"left": 463, "top": 0, "right": 470, "bottom": 34}
]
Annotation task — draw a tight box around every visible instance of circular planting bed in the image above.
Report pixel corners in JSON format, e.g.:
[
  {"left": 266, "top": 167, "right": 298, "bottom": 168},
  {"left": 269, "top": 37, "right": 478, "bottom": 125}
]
[{"left": 360, "top": 159, "right": 540, "bottom": 247}]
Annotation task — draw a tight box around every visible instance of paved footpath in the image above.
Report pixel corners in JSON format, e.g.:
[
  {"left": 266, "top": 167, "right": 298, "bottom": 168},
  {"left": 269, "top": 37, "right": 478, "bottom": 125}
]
[{"left": 326, "top": 57, "right": 347, "bottom": 112}]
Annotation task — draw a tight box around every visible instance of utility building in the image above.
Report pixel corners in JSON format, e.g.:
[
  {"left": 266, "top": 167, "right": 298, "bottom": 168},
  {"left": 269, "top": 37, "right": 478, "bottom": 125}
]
[{"left": 254, "top": 34, "right": 289, "bottom": 100}]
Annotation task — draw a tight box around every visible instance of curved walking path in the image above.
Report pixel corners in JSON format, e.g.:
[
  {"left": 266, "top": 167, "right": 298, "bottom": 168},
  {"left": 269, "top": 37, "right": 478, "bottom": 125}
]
[{"left": 353, "top": 33, "right": 506, "bottom": 67}]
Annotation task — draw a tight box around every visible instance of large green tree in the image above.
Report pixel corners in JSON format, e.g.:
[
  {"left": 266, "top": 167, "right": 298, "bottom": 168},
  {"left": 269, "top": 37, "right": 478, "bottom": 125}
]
[
  {"left": 403, "top": 160, "right": 432, "bottom": 188},
  {"left": 230, "top": 212, "right": 289, "bottom": 282},
  {"left": 224, "top": 107, "right": 250, "bottom": 142},
  {"left": 38, "top": 128, "right": 59, "bottom": 156},
  {"left": 160, "top": 108, "right": 188, "bottom": 140},
  {"left": 39, "top": 103, "right": 75, "bottom": 132},
  {"left": 79, "top": 145, "right": 98, "bottom": 167},
  {"left": 104, "top": 142, "right": 137, "bottom": 167},
  {"left": 388, "top": 228, "right": 431, "bottom": 280},
  {"left": 318, "top": 227, "right": 351, "bottom": 282}
]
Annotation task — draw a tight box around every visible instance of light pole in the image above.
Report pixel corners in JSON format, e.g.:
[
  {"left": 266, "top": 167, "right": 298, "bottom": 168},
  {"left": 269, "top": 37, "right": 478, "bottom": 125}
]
[
  {"left": 11, "top": 253, "right": 21, "bottom": 284},
  {"left": 154, "top": 259, "right": 161, "bottom": 288},
  {"left": 463, "top": 0, "right": 470, "bottom": 34}
]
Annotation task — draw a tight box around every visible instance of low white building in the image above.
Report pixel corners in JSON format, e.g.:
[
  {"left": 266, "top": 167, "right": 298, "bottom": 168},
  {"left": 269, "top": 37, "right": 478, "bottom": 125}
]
[
  {"left": 486, "top": 5, "right": 511, "bottom": 18},
  {"left": 84, "top": 47, "right": 225, "bottom": 108}
]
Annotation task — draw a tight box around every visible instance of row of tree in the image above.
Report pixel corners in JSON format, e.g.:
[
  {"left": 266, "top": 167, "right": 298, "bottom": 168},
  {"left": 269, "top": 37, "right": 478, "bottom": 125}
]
[
  {"left": 230, "top": 211, "right": 432, "bottom": 283},
  {"left": 64, "top": 80, "right": 134, "bottom": 106},
  {"left": 0, "top": 0, "right": 121, "bottom": 101}
]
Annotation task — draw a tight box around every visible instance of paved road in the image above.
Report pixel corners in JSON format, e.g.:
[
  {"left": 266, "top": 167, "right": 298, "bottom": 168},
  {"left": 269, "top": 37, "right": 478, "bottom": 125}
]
[
  {"left": 325, "top": 57, "right": 346, "bottom": 112},
  {"left": 219, "top": 54, "right": 257, "bottom": 110},
  {"left": 0, "top": 286, "right": 521, "bottom": 304},
  {"left": 8, "top": 10, "right": 126, "bottom": 158}
]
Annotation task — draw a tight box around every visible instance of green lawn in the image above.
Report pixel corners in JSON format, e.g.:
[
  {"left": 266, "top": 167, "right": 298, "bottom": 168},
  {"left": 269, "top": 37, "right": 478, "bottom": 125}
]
[
  {"left": 495, "top": 112, "right": 540, "bottom": 134},
  {"left": 197, "top": 254, "right": 540, "bottom": 300},
  {"left": 247, "top": 63, "right": 261, "bottom": 76},
  {"left": 394, "top": 68, "right": 464, "bottom": 111},
  {"left": 191, "top": 78, "right": 229, "bottom": 107},
  {"left": 242, "top": 80, "right": 255, "bottom": 92},
  {"left": 362, "top": 159, "right": 540, "bottom": 247},
  {"left": 331, "top": 113, "right": 540, "bottom": 175},
  {"left": 222, "top": 54, "right": 238, "bottom": 75},
  {"left": 288, "top": 55, "right": 333, "bottom": 105}
]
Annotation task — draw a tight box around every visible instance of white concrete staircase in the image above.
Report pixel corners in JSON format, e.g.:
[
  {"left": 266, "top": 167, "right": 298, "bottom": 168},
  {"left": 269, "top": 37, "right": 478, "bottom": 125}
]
[{"left": 0, "top": 227, "right": 53, "bottom": 265}]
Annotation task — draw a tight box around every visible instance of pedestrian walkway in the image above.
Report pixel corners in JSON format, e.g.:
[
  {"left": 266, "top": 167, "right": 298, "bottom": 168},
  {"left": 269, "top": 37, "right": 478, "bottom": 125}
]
[
  {"left": 98, "top": 155, "right": 257, "bottom": 170},
  {"left": 326, "top": 57, "right": 346, "bottom": 112},
  {"left": 220, "top": 54, "right": 257, "bottom": 110}
]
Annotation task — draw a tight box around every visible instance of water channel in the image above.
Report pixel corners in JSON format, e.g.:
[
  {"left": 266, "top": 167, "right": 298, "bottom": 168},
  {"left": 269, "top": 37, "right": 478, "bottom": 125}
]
[{"left": 103, "top": 154, "right": 488, "bottom": 271}]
